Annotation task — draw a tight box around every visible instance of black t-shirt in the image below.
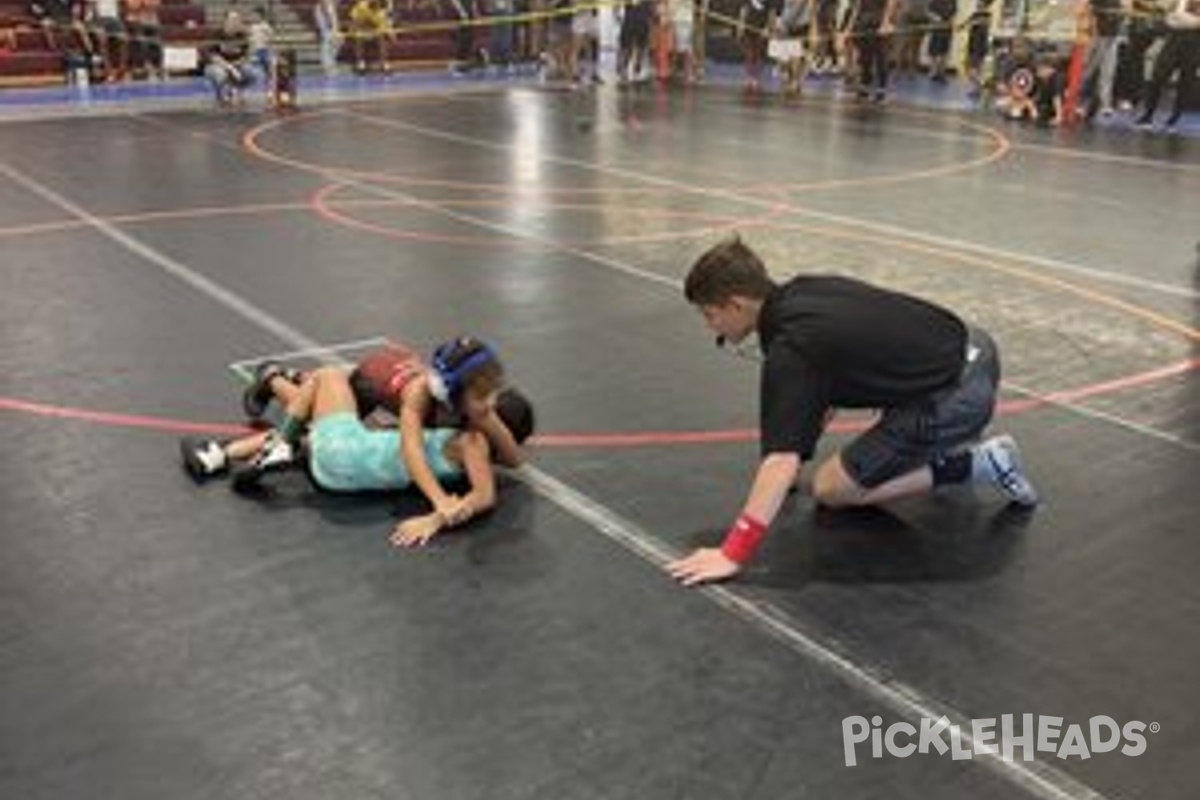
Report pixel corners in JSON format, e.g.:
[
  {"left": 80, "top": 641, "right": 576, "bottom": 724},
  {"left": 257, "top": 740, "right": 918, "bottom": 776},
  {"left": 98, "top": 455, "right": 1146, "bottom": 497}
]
[
  {"left": 1033, "top": 68, "right": 1064, "bottom": 118},
  {"left": 623, "top": 0, "right": 652, "bottom": 26},
  {"left": 216, "top": 30, "right": 249, "bottom": 60},
  {"left": 1090, "top": 0, "right": 1121, "bottom": 37},
  {"left": 967, "top": 8, "right": 991, "bottom": 53},
  {"left": 757, "top": 275, "right": 968, "bottom": 458},
  {"left": 852, "top": 0, "right": 889, "bottom": 29}
]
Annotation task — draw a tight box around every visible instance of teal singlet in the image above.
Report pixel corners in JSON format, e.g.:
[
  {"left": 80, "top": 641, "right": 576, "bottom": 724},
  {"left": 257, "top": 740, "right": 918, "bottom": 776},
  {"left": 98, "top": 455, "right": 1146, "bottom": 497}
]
[{"left": 308, "top": 413, "right": 463, "bottom": 492}]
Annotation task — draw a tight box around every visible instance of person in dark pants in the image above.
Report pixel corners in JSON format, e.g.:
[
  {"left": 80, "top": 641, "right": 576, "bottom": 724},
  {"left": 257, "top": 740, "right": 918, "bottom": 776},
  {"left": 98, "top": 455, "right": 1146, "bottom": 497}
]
[
  {"left": 926, "top": 0, "right": 956, "bottom": 82},
  {"left": 812, "top": 0, "right": 840, "bottom": 72},
  {"left": 844, "top": 0, "right": 898, "bottom": 101},
  {"left": 1115, "top": 0, "right": 1165, "bottom": 109},
  {"left": 617, "top": 0, "right": 653, "bottom": 83},
  {"left": 447, "top": 0, "right": 482, "bottom": 74},
  {"left": 667, "top": 237, "right": 1038, "bottom": 587},
  {"left": 962, "top": 0, "right": 993, "bottom": 98},
  {"left": 1134, "top": 0, "right": 1200, "bottom": 131}
]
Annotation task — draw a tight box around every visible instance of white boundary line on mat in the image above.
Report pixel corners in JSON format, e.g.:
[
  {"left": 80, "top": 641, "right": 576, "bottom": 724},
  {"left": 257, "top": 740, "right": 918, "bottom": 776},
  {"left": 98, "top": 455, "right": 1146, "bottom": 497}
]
[
  {"left": 516, "top": 465, "right": 1113, "bottom": 800},
  {"left": 227, "top": 335, "right": 391, "bottom": 380}
]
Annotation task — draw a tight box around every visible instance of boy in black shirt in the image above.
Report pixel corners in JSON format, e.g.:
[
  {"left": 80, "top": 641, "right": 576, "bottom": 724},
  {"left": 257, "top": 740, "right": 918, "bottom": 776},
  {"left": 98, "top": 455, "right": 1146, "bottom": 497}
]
[
  {"left": 1003, "top": 54, "right": 1063, "bottom": 126},
  {"left": 668, "top": 237, "right": 1037, "bottom": 586},
  {"left": 1031, "top": 56, "right": 1065, "bottom": 126}
]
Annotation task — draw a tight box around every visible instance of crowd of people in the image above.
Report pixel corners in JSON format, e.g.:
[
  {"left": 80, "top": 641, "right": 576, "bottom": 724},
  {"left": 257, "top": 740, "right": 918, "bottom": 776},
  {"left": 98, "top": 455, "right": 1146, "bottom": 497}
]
[
  {"left": 17, "top": 0, "right": 166, "bottom": 84},
  {"left": 989, "top": 0, "right": 1199, "bottom": 130},
  {"left": 7, "top": 0, "right": 1193, "bottom": 127},
  {"left": 305, "top": 0, "right": 1197, "bottom": 127},
  {"left": 704, "top": 0, "right": 1197, "bottom": 128}
]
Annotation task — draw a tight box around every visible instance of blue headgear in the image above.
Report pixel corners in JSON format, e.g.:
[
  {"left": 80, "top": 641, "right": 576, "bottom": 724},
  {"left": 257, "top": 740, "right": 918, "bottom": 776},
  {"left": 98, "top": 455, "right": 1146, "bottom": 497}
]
[{"left": 428, "top": 337, "right": 499, "bottom": 407}]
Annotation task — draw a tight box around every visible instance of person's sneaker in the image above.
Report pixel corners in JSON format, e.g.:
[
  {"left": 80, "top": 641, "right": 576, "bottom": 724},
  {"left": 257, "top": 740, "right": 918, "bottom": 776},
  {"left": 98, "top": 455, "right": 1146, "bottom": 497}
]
[
  {"left": 241, "top": 361, "right": 302, "bottom": 419},
  {"left": 972, "top": 435, "right": 1039, "bottom": 507},
  {"left": 1133, "top": 113, "right": 1155, "bottom": 131},
  {"left": 181, "top": 437, "right": 229, "bottom": 481},
  {"left": 231, "top": 433, "right": 296, "bottom": 493}
]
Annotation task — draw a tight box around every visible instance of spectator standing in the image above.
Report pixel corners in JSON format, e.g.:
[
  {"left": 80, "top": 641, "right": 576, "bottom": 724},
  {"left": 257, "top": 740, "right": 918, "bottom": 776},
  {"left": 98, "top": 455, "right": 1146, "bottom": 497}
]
[
  {"left": 893, "top": 0, "right": 927, "bottom": 76},
  {"left": 1116, "top": 0, "right": 1166, "bottom": 109},
  {"left": 1080, "top": 0, "right": 1123, "bottom": 118},
  {"left": 926, "top": 0, "right": 955, "bottom": 82},
  {"left": 1134, "top": 0, "right": 1200, "bottom": 131},
  {"left": 314, "top": 0, "right": 342, "bottom": 75},
  {"left": 962, "top": 0, "right": 992, "bottom": 97},
  {"left": 844, "top": 0, "right": 898, "bottom": 101}
]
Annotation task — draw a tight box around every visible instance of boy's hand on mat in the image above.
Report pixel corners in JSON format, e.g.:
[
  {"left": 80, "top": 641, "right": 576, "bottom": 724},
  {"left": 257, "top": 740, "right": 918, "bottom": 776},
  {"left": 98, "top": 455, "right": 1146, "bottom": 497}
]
[
  {"left": 666, "top": 548, "right": 741, "bottom": 587},
  {"left": 390, "top": 514, "right": 444, "bottom": 548}
]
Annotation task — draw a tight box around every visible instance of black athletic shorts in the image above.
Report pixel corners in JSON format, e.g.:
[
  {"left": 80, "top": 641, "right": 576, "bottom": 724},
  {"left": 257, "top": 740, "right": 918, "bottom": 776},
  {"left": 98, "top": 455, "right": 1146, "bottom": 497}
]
[
  {"left": 620, "top": 8, "right": 651, "bottom": 50},
  {"left": 840, "top": 326, "right": 1000, "bottom": 489}
]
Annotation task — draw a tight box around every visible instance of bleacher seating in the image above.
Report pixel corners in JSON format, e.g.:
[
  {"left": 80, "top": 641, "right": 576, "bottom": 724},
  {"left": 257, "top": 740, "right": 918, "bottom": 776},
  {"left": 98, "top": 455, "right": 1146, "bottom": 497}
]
[
  {"left": 0, "top": 0, "right": 492, "bottom": 85},
  {"left": 0, "top": 0, "right": 214, "bottom": 84}
]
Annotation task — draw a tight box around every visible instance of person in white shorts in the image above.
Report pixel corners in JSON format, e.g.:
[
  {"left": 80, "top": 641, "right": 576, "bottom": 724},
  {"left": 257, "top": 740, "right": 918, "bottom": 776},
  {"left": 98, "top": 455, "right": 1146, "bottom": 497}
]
[{"left": 670, "top": 0, "right": 697, "bottom": 82}]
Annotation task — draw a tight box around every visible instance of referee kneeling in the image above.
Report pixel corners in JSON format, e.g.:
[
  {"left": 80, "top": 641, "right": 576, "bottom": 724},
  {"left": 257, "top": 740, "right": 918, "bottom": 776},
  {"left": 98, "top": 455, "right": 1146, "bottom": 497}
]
[{"left": 667, "top": 237, "right": 1038, "bottom": 587}]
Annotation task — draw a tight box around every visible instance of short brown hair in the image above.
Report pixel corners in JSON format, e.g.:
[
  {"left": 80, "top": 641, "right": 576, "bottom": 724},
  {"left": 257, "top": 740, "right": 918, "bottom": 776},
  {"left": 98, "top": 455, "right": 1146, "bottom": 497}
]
[{"left": 683, "top": 236, "right": 776, "bottom": 306}]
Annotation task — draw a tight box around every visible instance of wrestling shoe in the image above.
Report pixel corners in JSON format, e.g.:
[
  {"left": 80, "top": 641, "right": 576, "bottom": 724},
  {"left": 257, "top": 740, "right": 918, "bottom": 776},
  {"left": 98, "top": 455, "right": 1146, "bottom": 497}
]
[
  {"left": 181, "top": 437, "right": 229, "bottom": 482},
  {"left": 241, "top": 361, "right": 302, "bottom": 419},
  {"left": 972, "top": 435, "right": 1039, "bottom": 507}
]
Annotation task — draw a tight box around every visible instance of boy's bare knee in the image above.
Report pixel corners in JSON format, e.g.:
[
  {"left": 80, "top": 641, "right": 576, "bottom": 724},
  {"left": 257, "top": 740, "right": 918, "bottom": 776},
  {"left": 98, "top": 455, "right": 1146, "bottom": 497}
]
[
  {"left": 812, "top": 456, "right": 868, "bottom": 508},
  {"left": 812, "top": 480, "right": 856, "bottom": 508}
]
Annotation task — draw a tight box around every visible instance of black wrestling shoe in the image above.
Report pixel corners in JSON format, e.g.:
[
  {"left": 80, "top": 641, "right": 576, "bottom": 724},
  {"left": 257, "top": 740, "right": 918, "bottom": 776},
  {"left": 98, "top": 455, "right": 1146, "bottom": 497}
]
[{"left": 241, "top": 361, "right": 303, "bottom": 419}]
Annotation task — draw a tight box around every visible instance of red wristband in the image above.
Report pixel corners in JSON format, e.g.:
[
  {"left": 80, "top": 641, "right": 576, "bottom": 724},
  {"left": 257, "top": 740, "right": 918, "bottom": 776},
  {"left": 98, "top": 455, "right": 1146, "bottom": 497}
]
[{"left": 720, "top": 513, "right": 768, "bottom": 564}]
